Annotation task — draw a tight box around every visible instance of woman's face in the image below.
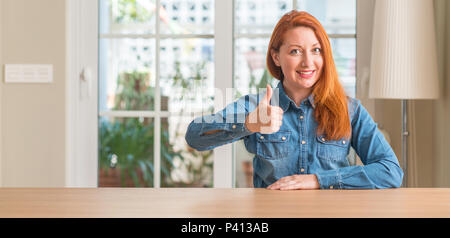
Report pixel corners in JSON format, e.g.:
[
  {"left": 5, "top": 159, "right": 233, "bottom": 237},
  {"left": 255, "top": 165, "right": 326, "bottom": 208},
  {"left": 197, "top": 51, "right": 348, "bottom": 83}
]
[{"left": 271, "top": 26, "right": 324, "bottom": 91}]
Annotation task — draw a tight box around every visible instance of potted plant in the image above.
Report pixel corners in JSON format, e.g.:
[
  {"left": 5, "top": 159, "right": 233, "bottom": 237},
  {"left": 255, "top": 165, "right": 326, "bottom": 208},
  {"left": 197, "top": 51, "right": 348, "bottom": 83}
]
[
  {"left": 99, "top": 62, "right": 214, "bottom": 187},
  {"left": 166, "top": 60, "right": 214, "bottom": 187},
  {"left": 98, "top": 71, "right": 180, "bottom": 187},
  {"left": 99, "top": 0, "right": 213, "bottom": 187}
]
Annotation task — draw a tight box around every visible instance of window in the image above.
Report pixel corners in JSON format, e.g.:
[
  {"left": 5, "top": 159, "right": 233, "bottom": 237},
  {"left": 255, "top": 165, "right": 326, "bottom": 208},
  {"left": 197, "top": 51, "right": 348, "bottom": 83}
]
[
  {"left": 98, "top": 0, "right": 215, "bottom": 188},
  {"left": 96, "top": 0, "right": 356, "bottom": 188}
]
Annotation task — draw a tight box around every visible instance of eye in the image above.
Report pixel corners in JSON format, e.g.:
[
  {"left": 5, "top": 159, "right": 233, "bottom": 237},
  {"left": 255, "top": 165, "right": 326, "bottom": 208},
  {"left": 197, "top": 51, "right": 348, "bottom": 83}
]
[
  {"left": 290, "top": 49, "right": 301, "bottom": 55},
  {"left": 313, "top": 47, "right": 322, "bottom": 53}
]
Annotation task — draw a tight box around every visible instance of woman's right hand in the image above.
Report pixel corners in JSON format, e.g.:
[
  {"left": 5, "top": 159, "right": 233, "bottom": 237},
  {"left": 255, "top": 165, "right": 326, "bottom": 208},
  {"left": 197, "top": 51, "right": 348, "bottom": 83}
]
[{"left": 245, "top": 84, "right": 284, "bottom": 134}]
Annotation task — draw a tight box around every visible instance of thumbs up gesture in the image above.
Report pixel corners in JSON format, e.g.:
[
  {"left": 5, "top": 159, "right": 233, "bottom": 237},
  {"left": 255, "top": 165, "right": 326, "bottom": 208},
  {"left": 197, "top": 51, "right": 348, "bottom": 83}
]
[{"left": 245, "top": 85, "right": 284, "bottom": 134}]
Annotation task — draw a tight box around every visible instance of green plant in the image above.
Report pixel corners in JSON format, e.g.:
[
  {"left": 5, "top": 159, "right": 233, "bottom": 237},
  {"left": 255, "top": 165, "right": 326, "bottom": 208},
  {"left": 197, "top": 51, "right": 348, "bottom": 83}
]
[
  {"left": 99, "top": 117, "right": 154, "bottom": 186},
  {"left": 167, "top": 60, "right": 214, "bottom": 187},
  {"left": 235, "top": 59, "right": 276, "bottom": 99},
  {"left": 99, "top": 70, "right": 182, "bottom": 187},
  {"left": 100, "top": 0, "right": 213, "bottom": 187},
  {"left": 113, "top": 71, "right": 154, "bottom": 111},
  {"left": 113, "top": 0, "right": 154, "bottom": 24},
  {"left": 99, "top": 61, "right": 214, "bottom": 187}
]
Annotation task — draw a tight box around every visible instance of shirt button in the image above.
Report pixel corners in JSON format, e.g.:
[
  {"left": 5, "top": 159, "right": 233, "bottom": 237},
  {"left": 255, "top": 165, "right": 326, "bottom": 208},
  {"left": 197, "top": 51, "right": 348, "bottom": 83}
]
[
  {"left": 321, "top": 138, "right": 326, "bottom": 142},
  {"left": 260, "top": 135, "right": 264, "bottom": 140},
  {"left": 342, "top": 140, "right": 346, "bottom": 144},
  {"left": 301, "top": 140, "right": 306, "bottom": 145},
  {"left": 329, "top": 186, "right": 334, "bottom": 189},
  {"left": 281, "top": 136, "right": 286, "bottom": 141},
  {"left": 300, "top": 168, "right": 305, "bottom": 173},
  {"left": 299, "top": 115, "right": 304, "bottom": 120},
  {"left": 232, "top": 124, "right": 236, "bottom": 129}
]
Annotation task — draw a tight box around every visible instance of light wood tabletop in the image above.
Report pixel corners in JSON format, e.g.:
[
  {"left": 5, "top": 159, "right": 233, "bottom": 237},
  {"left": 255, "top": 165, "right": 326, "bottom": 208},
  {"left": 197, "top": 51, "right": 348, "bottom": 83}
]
[{"left": 0, "top": 188, "right": 449, "bottom": 218}]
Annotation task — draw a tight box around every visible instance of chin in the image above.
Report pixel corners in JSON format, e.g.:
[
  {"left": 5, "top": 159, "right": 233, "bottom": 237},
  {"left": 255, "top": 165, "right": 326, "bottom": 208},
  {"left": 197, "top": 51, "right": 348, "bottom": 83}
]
[{"left": 293, "top": 77, "right": 317, "bottom": 89}]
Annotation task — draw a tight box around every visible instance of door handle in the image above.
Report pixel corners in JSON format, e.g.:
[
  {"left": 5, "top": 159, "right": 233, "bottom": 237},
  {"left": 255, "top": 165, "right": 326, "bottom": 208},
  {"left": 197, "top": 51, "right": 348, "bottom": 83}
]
[{"left": 80, "top": 67, "right": 93, "bottom": 99}]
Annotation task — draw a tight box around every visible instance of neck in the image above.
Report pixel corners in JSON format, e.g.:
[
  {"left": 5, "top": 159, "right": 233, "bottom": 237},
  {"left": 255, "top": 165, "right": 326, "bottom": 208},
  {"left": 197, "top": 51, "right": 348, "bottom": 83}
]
[{"left": 282, "top": 81, "right": 312, "bottom": 107}]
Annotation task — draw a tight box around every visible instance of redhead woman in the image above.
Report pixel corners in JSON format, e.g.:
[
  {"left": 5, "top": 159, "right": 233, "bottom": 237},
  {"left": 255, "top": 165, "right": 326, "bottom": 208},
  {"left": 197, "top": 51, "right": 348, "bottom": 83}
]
[{"left": 185, "top": 10, "right": 403, "bottom": 190}]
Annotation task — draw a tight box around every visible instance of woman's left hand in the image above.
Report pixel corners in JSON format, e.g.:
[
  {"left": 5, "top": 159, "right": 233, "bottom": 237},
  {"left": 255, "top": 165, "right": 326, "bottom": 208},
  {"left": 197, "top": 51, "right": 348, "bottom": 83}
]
[{"left": 267, "top": 174, "right": 320, "bottom": 190}]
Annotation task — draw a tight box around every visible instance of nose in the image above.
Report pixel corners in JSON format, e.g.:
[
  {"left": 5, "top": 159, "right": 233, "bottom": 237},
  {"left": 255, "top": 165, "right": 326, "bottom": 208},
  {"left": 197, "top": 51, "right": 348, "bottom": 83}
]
[{"left": 301, "top": 53, "right": 313, "bottom": 68}]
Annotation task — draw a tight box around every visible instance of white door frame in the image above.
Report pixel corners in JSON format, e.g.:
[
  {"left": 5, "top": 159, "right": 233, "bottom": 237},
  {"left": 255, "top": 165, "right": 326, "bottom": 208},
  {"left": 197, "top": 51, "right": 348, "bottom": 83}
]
[
  {"left": 214, "top": 0, "right": 234, "bottom": 188},
  {"left": 65, "top": 0, "right": 99, "bottom": 187},
  {"left": 0, "top": 0, "right": 3, "bottom": 186}
]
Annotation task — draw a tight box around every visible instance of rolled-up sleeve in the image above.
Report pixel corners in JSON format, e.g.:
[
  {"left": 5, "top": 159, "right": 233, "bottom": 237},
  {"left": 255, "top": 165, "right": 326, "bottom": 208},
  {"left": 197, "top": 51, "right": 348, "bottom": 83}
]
[
  {"left": 185, "top": 95, "right": 257, "bottom": 151},
  {"left": 315, "top": 100, "right": 404, "bottom": 189}
]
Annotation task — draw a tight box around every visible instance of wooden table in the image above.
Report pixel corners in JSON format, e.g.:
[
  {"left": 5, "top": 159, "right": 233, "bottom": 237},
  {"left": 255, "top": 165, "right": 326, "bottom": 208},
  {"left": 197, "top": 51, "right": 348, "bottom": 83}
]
[{"left": 0, "top": 188, "right": 449, "bottom": 218}]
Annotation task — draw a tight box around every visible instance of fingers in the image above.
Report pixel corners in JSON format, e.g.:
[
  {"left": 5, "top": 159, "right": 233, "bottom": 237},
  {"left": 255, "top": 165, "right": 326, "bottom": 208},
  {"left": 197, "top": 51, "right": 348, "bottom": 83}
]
[
  {"left": 267, "top": 183, "right": 277, "bottom": 190},
  {"left": 264, "top": 105, "right": 283, "bottom": 117},
  {"left": 246, "top": 84, "right": 285, "bottom": 134},
  {"left": 262, "top": 105, "right": 283, "bottom": 123},
  {"left": 262, "top": 84, "right": 273, "bottom": 105},
  {"left": 267, "top": 176, "right": 304, "bottom": 190},
  {"left": 267, "top": 177, "right": 290, "bottom": 190},
  {"left": 268, "top": 182, "right": 300, "bottom": 190},
  {"left": 280, "top": 182, "right": 302, "bottom": 191},
  {"left": 257, "top": 105, "right": 283, "bottom": 134},
  {"left": 259, "top": 121, "right": 282, "bottom": 134},
  {"left": 270, "top": 106, "right": 284, "bottom": 120},
  {"left": 272, "top": 106, "right": 284, "bottom": 115}
]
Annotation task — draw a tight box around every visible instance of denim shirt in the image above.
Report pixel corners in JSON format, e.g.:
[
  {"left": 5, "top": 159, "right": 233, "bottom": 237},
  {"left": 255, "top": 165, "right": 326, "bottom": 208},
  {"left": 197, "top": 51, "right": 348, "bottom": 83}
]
[{"left": 185, "top": 82, "right": 404, "bottom": 189}]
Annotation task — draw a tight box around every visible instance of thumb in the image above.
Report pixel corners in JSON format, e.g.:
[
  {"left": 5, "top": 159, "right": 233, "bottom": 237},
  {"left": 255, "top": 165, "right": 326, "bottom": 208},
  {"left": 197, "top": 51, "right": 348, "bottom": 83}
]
[{"left": 262, "top": 84, "right": 273, "bottom": 105}]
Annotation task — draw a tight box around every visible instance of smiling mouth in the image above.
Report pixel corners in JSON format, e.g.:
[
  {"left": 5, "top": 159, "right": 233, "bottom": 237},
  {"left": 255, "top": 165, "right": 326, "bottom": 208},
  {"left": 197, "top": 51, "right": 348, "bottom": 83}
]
[{"left": 296, "top": 70, "right": 316, "bottom": 79}]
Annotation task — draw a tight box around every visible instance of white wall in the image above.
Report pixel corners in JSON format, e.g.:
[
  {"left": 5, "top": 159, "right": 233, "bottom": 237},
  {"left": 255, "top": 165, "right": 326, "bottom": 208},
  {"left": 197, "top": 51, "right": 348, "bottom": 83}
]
[{"left": 0, "top": 0, "right": 66, "bottom": 187}]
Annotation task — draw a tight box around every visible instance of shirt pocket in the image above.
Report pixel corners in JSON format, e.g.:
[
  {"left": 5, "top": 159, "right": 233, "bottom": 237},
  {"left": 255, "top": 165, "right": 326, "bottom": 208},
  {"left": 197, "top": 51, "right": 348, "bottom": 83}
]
[
  {"left": 256, "top": 130, "right": 291, "bottom": 160},
  {"left": 316, "top": 135, "right": 350, "bottom": 169}
]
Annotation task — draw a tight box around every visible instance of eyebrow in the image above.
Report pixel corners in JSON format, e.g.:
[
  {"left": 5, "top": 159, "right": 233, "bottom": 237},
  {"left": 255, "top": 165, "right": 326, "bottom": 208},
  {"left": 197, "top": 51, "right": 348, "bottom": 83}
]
[{"left": 289, "top": 43, "right": 321, "bottom": 48}]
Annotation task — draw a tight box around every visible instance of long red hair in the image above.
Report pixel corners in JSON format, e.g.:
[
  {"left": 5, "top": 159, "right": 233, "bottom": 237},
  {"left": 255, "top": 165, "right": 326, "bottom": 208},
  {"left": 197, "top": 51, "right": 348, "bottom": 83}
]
[{"left": 266, "top": 10, "right": 351, "bottom": 140}]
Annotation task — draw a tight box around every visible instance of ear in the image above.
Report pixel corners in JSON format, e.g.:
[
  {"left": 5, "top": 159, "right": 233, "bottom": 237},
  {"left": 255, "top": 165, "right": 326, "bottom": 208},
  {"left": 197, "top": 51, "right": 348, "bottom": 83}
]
[{"left": 271, "top": 49, "right": 281, "bottom": 67}]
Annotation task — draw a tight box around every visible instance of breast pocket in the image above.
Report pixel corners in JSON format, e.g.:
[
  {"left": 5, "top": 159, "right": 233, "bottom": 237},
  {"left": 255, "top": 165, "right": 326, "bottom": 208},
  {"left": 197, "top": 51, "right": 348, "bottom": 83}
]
[
  {"left": 256, "top": 130, "right": 291, "bottom": 160},
  {"left": 316, "top": 135, "right": 350, "bottom": 169}
]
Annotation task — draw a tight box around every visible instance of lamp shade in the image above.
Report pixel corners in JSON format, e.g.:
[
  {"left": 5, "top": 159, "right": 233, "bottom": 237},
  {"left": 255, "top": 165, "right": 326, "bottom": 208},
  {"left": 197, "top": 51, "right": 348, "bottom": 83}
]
[{"left": 369, "top": 0, "right": 440, "bottom": 99}]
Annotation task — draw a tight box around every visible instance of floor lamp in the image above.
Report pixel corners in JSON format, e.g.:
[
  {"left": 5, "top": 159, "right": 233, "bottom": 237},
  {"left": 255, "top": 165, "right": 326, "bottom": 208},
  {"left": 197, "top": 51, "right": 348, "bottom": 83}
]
[{"left": 368, "top": 0, "right": 440, "bottom": 187}]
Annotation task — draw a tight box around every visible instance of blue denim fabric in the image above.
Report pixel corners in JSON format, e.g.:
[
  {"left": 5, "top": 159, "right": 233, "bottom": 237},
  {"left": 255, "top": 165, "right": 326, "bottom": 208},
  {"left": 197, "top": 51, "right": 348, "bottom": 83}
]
[{"left": 185, "top": 82, "right": 404, "bottom": 189}]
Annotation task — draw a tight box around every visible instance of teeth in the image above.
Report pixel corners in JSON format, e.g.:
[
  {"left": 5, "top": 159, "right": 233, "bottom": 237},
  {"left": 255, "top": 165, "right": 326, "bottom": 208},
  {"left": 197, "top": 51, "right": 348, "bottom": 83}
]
[{"left": 299, "top": 71, "right": 313, "bottom": 75}]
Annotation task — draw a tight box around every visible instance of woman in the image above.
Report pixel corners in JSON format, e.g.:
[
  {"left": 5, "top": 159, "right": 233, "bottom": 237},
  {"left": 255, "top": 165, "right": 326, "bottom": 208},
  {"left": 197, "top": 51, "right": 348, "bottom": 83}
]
[{"left": 185, "top": 10, "right": 403, "bottom": 190}]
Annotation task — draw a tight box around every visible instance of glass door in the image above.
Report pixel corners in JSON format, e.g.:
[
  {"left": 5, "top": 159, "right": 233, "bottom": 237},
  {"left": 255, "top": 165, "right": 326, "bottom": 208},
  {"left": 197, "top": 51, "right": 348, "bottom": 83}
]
[{"left": 98, "top": 0, "right": 215, "bottom": 188}]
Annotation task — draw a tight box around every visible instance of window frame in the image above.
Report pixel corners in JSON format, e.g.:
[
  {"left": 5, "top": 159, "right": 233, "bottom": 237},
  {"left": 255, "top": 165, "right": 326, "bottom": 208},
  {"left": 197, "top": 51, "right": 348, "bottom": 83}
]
[{"left": 97, "top": 0, "right": 219, "bottom": 188}]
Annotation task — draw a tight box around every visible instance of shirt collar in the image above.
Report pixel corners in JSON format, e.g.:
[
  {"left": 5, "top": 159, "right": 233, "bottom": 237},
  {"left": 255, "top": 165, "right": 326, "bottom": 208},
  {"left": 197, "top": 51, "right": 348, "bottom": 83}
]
[{"left": 273, "top": 81, "right": 316, "bottom": 111}]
